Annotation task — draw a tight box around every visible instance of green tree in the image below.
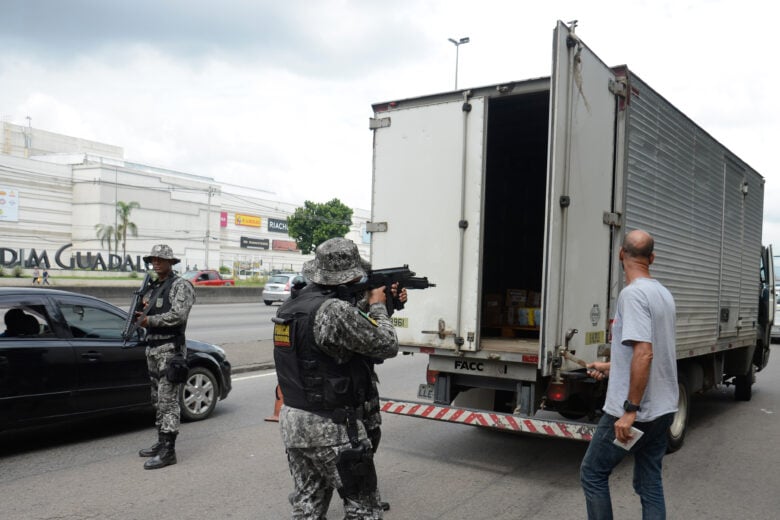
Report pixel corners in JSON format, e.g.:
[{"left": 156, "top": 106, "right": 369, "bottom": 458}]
[
  {"left": 116, "top": 201, "right": 140, "bottom": 260},
  {"left": 287, "top": 198, "right": 353, "bottom": 254},
  {"left": 95, "top": 223, "right": 118, "bottom": 261}
]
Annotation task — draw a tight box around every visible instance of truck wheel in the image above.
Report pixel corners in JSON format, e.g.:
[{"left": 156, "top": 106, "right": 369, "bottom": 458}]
[
  {"left": 734, "top": 363, "right": 755, "bottom": 401},
  {"left": 264, "top": 300, "right": 273, "bottom": 306},
  {"left": 667, "top": 375, "right": 689, "bottom": 453}
]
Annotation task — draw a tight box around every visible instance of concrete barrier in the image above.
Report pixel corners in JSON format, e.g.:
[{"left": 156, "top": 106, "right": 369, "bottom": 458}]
[{"left": 45, "top": 285, "right": 263, "bottom": 305}]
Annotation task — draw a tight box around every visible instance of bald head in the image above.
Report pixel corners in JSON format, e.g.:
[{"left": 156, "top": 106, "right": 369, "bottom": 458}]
[{"left": 622, "top": 230, "right": 655, "bottom": 260}]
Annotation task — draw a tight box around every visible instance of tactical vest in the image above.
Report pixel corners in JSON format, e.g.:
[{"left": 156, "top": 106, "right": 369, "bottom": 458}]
[
  {"left": 146, "top": 275, "right": 186, "bottom": 338},
  {"left": 273, "top": 284, "right": 374, "bottom": 417}
]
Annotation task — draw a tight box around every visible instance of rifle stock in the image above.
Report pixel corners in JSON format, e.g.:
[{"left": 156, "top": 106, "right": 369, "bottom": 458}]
[{"left": 122, "top": 272, "right": 153, "bottom": 344}]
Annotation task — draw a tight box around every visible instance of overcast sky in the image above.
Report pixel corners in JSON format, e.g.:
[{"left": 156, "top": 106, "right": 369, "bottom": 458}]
[{"left": 2, "top": 0, "right": 778, "bottom": 246}]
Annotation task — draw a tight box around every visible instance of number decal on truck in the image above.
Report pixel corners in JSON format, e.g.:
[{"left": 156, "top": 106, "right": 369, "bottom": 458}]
[
  {"left": 585, "top": 330, "right": 605, "bottom": 345},
  {"left": 392, "top": 317, "right": 408, "bottom": 328}
]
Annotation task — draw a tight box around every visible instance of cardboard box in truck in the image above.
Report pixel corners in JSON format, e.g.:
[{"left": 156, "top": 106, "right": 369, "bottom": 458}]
[{"left": 368, "top": 21, "right": 775, "bottom": 451}]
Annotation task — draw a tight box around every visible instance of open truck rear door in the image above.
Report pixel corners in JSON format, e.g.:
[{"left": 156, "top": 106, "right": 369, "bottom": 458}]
[
  {"left": 541, "top": 21, "right": 618, "bottom": 375},
  {"left": 370, "top": 95, "right": 486, "bottom": 352}
]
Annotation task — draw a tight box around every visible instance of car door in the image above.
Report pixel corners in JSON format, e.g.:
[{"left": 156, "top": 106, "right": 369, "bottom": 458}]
[
  {"left": 54, "top": 294, "right": 150, "bottom": 414},
  {"left": 0, "top": 294, "right": 76, "bottom": 426}
]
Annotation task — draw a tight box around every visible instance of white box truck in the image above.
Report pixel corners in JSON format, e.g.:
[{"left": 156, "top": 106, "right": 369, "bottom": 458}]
[{"left": 368, "top": 21, "right": 774, "bottom": 451}]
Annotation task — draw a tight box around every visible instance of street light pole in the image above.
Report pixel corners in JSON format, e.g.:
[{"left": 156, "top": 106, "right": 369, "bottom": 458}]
[{"left": 448, "top": 36, "right": 470, "bottom": 89}]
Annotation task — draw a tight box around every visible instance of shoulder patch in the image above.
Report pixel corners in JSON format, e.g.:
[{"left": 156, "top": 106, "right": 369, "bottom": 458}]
[{"left": 358, "top": 310, "right": 378, "bottom": 327}]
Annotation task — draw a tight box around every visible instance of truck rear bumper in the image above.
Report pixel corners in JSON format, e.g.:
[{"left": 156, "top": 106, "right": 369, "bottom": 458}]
[{"left": 380, "top": 398, "right": 596, "bottom": 442}]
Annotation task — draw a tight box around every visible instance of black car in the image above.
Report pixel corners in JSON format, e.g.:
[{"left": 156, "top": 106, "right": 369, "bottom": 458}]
[{"left": 0, "top": 287, "right": 231, "bottom": 431}]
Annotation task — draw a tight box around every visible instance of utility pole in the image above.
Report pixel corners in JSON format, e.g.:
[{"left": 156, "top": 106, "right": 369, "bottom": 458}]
[{"left": 204, "top": 186, "right": 213, "bottom": 268}]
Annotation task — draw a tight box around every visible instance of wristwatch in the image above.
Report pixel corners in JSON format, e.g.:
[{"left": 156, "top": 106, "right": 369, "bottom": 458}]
[{"left": 623, "top": 400, "right": 641, "bottom": 412}]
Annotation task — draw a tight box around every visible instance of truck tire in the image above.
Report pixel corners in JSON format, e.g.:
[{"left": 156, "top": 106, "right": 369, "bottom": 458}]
[
  {"left": 264, "top": 300, "right": 273, "bottom": 306},
  {"left": 734, "top": 363, "right": 754, "bottom": 401},
  {"left": 667, "top": 375, "right": 690, "bottom": 453}
]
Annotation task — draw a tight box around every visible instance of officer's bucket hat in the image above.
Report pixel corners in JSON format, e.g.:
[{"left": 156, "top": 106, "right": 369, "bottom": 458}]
[
  {"left": 143, "top": 244, "right": 181, "bottom": 265},
  {"left": 302, "top": 238, "right": 366, "bottom": 285}
]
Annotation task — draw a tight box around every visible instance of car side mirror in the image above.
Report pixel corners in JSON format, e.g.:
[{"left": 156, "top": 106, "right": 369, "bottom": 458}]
[
  {"left": 121, "top": 327, "right": 147, "bottom": 348},
  {"left": 73, "top": 305, "right": 85, "bottom": 321}
]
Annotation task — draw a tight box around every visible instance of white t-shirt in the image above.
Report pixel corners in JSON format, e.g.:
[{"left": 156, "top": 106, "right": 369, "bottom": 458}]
[{"left": 603, "top": 277, "right": 679, "bottom": 421}]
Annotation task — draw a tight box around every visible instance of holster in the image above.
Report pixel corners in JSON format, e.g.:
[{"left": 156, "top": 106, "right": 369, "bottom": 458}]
[
  {"left": 334, "top": 407, "right": 378, "bottom": 499},
  {"left": 165, "top": 348, "right": 189, "bottom": 384}
]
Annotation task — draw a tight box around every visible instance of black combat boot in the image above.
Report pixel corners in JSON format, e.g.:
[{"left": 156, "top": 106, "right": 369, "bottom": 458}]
[
  {"left": 143, "top": 432, "right": 177, "bottom": 470},
  {"left": 138, "top": 431, "right": 164, "bottom": 457}
]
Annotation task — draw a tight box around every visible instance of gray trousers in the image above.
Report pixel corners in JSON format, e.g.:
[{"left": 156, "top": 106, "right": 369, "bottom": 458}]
[{"left": 146, "top": 344, "right": 182, "bottom": 434}]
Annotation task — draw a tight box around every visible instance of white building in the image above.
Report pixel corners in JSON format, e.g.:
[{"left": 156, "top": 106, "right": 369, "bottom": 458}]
[{"left": 0, "top": 121, "right": 370, "bottom": 274}]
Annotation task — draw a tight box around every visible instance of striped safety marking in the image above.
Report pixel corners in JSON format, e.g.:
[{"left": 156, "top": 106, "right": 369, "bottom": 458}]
[{"left": 380, "top": 399, "right": 595, "bottom": 441}]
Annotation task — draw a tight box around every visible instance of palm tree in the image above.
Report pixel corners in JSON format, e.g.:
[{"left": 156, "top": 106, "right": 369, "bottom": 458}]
[
  {"left": 116, "top": 201, "right": 140, "bottom": 260},
  {"left": 95, "top": 223, "right": 118, "bottom": 262}
]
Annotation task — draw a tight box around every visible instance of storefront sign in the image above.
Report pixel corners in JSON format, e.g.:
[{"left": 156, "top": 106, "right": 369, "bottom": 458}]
[
  {"left": 235, "top": 213, "right": 261, "bottom": 227},
  {"left": 268, "top": 217, "right": 289, "bottom": 233},
  {"left": 0, "top": 243, "right": 144, "bottom": 271},
  {"left": 240, "top": 236, "right": 269, "bottom": 250},
  {"left": 272, "top": 239, "right": 298, "bottom": 252},
  {"left": 0, "top": 186, "right": 20, "bottom": 222},
  {"left": 220, "top": 211, "right": 228, "bottom": 227}
]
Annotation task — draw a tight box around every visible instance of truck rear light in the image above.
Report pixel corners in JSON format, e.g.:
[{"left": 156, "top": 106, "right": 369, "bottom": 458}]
[
  {"left": 284, "top": 281, "right": 291, "bottom": 290},
  {"left": 426, "top": 368, "right": 439, "bottom": 385},
  {"left": 546, "top": 381, "right": 568, "bottom": 402}
]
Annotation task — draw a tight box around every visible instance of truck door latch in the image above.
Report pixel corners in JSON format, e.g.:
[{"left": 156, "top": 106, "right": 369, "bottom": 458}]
[{"left": 422, "top": 318, "right": 457, "bottom": 341}]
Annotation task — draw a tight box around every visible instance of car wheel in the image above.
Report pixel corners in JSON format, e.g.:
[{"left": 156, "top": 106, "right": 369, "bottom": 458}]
[
  {"left": 264, "top": 300, "right": 273, "bottom": 306},
  {"left": 180, "top": 366, "right": 218, "bottom": 421}
]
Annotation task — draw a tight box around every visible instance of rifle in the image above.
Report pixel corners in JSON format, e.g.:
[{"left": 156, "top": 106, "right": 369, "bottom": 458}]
[
  {"left": 122, "top": 271, "right": 153, "bottom": 344},
  {"left": 336, "top": 265, "right": 435, "bottom": 316}
]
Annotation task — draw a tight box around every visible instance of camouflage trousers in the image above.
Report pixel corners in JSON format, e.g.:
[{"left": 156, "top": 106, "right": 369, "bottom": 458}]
[
  {"left": 146, "top": 344, "right": 182, "bottom": 434},
  {"left": 286, "top": 443, "right": 383, "bottom": 520}
]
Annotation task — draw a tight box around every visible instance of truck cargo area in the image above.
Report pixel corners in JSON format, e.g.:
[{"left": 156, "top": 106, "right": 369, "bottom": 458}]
[{"left": 480, "top": 89, "right": 549, "bottom": 344}]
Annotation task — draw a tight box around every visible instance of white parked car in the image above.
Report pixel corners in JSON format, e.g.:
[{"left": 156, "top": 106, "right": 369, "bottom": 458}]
[{"left": 262, "top": 273, "right": 307, "bottom": 305}]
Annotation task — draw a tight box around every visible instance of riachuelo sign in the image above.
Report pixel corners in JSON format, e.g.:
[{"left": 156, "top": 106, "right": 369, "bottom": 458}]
[{"left": 1, "top": 244, "right": 146, "bottom": 272}]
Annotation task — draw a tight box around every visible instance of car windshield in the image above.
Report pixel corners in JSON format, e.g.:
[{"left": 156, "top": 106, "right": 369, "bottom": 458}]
[
  {"left": 181, "top": 271, "right": 198, "bottom": 281},
  {"left": 269, "top": 275, "right": 293, "bottom": 284}
]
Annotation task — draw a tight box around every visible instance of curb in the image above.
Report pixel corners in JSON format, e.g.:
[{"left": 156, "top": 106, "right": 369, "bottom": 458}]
[{"left": 231, "top": 362, "right": 276, "bottom": 375}]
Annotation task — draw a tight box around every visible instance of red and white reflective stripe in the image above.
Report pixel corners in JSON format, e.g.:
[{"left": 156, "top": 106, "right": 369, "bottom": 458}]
[{"left": 380, "top": 399, "right": 595, "bottom": 441}]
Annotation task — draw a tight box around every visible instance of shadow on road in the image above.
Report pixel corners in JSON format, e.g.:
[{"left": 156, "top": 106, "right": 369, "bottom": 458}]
[{"left": 0, "top": 409, "right": 154, "bottom": 456}]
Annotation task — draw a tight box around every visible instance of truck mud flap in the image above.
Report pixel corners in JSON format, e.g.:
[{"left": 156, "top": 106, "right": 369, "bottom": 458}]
[{"left": 380, "top": 398, "right": 595, "bottom": 442}]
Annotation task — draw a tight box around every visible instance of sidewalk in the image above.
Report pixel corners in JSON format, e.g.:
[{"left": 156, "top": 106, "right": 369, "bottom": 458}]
[{"left": 221, "top": 339, "right": 275, "bottom": 375}]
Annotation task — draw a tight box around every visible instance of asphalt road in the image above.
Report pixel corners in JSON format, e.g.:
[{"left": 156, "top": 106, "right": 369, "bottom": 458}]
[
  {"left": 187, "top": 302, "right": 277, "bottom": 346},
  {"left": 1, "top": 347, "right": 779, "bottom": 519}
]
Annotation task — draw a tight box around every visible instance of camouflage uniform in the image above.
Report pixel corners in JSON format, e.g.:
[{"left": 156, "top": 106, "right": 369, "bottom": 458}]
[
  {"left": 145, "top": 273, "right": 196, "bottom": 433},
  {"left": 137, "top": 244, "right": 195, "bottom": 470},
  {"left": 278, "top": 238, "right": 398, "bottom": 519}
]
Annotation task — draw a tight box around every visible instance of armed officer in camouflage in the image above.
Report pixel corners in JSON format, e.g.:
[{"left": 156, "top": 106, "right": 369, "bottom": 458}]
[
  {"left": 274, "top": 238, "right": 399, "bottom": 519},
  {"left": 136, "top": 244, "right": 196, "bottom": 470}
]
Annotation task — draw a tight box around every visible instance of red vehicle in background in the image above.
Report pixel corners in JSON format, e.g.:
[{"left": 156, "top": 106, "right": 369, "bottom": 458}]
[{"left": 182, "top": 270, "right": 235, "bottom": 287}]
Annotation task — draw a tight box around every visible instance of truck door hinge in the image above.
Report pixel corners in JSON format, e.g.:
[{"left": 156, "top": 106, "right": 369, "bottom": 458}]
[
  {"left": 369, "top": 117, "right": 391, "bottom": 130},
  {"left": 603, "top": 211, "right": 622, "bottom": 228},
  {"left": 608, "top": 79, "right": 627, "bottom": 99},
  {"left": 365, "top": 221, "right": 388, "bottom": 233}
]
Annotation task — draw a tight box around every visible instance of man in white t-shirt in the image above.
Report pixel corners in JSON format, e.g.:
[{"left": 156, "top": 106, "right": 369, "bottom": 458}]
[{"left": 580, "top": 229, "right": 678, "bottom": 520}]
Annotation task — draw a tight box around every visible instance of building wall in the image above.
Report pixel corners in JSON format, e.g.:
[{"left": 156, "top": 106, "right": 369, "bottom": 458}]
[{"left": 0, "top": 125, "right": 370, "bottom": 274}]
